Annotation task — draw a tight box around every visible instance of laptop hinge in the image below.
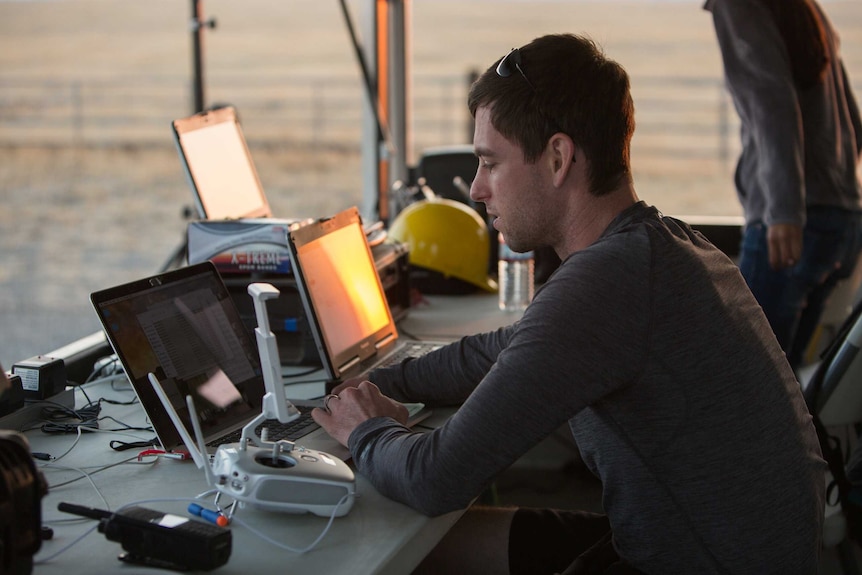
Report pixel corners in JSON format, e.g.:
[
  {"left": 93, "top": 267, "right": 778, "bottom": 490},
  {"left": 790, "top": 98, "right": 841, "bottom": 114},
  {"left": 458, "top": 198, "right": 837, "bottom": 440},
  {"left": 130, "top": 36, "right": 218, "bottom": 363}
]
[
  {"left": 376, "top": 333, "right": 397, "bottom": 350},
  {"left": 339, "top": 356, "right": 362, "bottom": 374}
]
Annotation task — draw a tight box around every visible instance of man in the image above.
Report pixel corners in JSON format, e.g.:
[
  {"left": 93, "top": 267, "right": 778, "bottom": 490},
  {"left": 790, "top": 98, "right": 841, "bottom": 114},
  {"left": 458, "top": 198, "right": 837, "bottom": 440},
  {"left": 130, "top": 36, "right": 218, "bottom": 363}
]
[
  {"left": 706, "top": 0, "right": 862, "bottom": 369},
  {"left": 312, "top": 34, "right": 825, "bottom": 574}
]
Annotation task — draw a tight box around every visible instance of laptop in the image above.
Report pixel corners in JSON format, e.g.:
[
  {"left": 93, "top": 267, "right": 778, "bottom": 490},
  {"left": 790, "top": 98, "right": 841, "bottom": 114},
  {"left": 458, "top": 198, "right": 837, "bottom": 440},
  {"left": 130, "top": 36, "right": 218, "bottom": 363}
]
[
  {"left": 172, "top": 105, "right": 272, "bottom": 220},
  {"left": 286, "top": 206, "right": 447, "bottom": 391},
  {"left": 89, "top": 261, "right": 344, "bottom": 457}
]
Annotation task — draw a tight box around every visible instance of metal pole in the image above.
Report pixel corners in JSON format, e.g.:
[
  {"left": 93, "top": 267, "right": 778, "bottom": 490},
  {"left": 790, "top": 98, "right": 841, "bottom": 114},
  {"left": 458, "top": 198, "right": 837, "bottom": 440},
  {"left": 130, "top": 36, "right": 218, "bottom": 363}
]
[
  {"left": 386, "top": 0, "right": 409, "bottom": 185},
  {"left": 190, "top": 0, "right": 216, "bottom": 114}
]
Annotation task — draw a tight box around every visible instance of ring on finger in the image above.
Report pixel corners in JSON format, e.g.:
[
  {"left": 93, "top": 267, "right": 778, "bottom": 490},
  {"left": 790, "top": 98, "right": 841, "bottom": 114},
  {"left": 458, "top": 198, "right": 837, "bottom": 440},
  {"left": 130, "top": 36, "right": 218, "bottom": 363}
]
[{"left": 323, "top": 393, "right": 340, "bottom": 413}]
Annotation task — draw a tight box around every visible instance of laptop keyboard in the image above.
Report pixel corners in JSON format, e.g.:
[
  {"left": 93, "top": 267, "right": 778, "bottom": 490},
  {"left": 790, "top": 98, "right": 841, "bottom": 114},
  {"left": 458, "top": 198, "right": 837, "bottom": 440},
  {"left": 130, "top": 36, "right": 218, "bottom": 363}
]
[
  {"left": 379, "top": 342, "right": 444, "bottom": 368},
  {"left": 208, "top": 342, "right": 442, "bottom": 449},
  {"left": 208, "top": 409, "right": 320, "bottom": 447}
]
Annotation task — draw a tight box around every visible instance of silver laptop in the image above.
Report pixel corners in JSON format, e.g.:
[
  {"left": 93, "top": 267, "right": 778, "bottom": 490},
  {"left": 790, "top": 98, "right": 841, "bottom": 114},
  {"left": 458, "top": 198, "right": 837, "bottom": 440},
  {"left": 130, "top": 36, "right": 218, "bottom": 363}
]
[
  {"left": 89, "top": 261, "right": 348, "bottom": 457},
  {"left": 286, "top": 206, "right": 447, "bottom": 391},
  {"left": 172, "top": 105, "right": 272, "bottom": 220}
]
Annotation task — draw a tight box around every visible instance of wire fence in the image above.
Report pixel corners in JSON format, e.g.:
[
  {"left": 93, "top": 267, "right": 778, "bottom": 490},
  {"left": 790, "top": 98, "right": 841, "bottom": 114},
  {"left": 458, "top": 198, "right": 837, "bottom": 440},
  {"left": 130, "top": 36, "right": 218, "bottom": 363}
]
[{"left": 0, "top": 72, "right": 743, "bottom": 164}]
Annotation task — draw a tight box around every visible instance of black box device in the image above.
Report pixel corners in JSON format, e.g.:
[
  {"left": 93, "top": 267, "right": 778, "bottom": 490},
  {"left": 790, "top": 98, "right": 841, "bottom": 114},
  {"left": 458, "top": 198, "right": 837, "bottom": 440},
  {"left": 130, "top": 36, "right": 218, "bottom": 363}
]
[{"left": 59, "top": 503, "right": 231, "bottom": 571}]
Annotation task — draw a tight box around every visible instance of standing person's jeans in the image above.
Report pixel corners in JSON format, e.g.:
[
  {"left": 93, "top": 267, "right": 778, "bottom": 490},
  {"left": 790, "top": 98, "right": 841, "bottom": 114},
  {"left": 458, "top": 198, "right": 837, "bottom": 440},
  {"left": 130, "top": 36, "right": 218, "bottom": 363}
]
[{"left": 739, "top": 207, "right": 862, "bottom": 369}]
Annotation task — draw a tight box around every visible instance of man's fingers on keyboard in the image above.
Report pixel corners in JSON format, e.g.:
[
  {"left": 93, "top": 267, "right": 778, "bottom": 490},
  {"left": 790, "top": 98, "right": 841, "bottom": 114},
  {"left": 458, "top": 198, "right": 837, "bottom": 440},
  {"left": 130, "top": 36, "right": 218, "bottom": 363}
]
[{"left": 332, "top": 378, "right": 364, "bottom": 395}]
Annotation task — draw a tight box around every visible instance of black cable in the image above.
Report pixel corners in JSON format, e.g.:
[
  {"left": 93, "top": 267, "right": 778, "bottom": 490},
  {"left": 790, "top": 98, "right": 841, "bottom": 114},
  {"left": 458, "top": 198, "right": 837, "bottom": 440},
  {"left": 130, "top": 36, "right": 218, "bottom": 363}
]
[
  {"left": 99, "top": 396, "right": 139, "bottom": 406},
  {"left": 76, "top": 384, "right": 94, "bottom": 406},
  {"left": 40, "top": 419, "right": 99, "bottom": 435},
  {"left": 38, "top": 399, "right": 101, "bottom": 434},
  {"left": 337, "top": 0, "right": 394, "bottom": 155},
  {"left": 97, "top": 415, "right": 152, "bottom": 433},
  {"left": 40, "top": 401, "right": 99, "bottom": 422},
  {"left": 110, "top": 439, "right": 159, "bottom": 452}
]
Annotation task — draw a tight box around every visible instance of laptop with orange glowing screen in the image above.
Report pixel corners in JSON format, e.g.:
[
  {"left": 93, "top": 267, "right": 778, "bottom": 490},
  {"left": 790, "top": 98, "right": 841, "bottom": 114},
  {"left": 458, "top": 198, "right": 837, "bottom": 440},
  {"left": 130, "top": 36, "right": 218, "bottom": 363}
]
[{"left": 286, "top": 206, "right": 446, "bottom": 390}]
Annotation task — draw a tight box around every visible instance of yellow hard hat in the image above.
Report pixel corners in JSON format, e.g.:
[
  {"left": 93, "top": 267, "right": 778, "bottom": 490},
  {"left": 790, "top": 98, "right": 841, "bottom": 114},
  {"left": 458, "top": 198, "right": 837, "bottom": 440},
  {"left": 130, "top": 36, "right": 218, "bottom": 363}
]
[{"left": 389, "top": 198, "right": 497, "bottom": 293}]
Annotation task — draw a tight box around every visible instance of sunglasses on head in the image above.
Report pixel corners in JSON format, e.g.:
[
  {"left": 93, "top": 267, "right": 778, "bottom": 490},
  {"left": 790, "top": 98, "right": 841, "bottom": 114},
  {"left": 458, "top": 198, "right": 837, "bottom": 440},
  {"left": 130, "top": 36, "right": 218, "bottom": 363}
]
[
  {"left": 495, "top": 47, "right": 571, "bottom": 158},
  {"left": 496, "top": 48, "right": 538, "bottom": 93}
]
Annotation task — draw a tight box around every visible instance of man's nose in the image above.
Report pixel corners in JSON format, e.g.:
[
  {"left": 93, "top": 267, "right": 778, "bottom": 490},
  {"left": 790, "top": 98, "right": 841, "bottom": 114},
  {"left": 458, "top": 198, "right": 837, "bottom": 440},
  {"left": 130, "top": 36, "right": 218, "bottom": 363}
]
[{"left": 469, "top": 170, "right": 486, "bottom": 203}]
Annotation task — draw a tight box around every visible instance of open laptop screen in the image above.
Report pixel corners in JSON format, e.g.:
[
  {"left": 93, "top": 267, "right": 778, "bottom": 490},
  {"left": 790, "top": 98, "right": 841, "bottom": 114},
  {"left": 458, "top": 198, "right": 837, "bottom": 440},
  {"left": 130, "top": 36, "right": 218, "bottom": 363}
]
[
  {"left": 172, "top": 106, "right": 271, "bottom": 220},
  {"left": 288, "top": 207, "right": 396, "bottom": 379},
  {"left": 90, "top": 262, "right": 266, "bottom": 450}
]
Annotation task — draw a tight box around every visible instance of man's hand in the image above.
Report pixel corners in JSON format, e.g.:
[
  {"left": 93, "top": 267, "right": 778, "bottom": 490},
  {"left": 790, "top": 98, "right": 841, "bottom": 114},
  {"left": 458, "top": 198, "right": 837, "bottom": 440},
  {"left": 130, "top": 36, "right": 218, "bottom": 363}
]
[
  {"left": 767, "top": 223, "right": 803, "bottom": 270},
  {"left": 311, "top": 381, "right": 409, "bottom": 447},
  {"left": 330, "top": 377, "right": 365, "bottom": 396}
]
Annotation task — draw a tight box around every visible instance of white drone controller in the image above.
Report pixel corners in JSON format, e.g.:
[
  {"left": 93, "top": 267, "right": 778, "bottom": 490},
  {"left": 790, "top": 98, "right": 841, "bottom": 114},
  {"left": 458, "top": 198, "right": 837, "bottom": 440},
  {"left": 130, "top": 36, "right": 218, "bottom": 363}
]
[{"left": 149, "top": 282, "right": 355, "bottom": 517}]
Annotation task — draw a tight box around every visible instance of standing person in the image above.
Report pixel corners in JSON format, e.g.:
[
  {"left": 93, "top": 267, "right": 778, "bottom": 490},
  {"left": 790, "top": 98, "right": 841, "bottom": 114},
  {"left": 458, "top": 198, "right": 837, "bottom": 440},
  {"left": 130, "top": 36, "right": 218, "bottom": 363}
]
[
  {"left": 312, "top": 33, "right": 825, "bottom": 574},
  {"left": 706, "top": 0, "right": 862, "bottom": 369}
]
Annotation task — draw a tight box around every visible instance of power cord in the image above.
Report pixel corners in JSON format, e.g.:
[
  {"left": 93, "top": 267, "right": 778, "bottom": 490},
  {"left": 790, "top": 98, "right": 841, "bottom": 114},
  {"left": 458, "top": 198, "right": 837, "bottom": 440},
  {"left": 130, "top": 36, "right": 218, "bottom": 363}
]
[
  {"left": 39, "top": 401, "right": 101, "bottom": 434},
  {"left": 37, "top": 392, "right": 151, "bottom": 436}
]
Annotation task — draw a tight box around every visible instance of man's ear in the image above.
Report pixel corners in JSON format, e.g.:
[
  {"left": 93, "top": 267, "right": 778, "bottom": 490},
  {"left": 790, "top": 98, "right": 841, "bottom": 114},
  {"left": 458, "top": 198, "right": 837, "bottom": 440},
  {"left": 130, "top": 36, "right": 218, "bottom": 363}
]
[{"left": 548, "top": 133, "right": 576, "bottom": 187}]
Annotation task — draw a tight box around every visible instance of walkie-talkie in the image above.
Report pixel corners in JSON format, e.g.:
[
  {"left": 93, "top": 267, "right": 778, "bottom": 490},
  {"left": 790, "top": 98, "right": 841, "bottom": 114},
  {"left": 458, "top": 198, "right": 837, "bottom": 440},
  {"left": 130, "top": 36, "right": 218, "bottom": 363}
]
[{"left": 58, "top": 502, "right": 231, "bottom": 571}]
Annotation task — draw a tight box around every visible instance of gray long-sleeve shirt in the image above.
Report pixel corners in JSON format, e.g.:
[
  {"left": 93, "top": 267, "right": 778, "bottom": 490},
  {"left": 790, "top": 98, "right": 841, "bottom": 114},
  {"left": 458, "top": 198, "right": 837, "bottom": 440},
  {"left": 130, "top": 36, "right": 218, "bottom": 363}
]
[
  {"left": 349, "top": 202, "right": 825, "bottom": 574},
  {"left": 706, "top": 0, "right": 862, "bottom": 226}
]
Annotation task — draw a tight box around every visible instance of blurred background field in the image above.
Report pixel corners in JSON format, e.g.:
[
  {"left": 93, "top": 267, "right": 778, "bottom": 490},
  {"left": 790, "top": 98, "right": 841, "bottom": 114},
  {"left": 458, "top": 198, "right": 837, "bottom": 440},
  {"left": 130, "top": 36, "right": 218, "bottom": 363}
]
[{"left": 1, "top": 0, "right": 860, "bottom": 369}]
